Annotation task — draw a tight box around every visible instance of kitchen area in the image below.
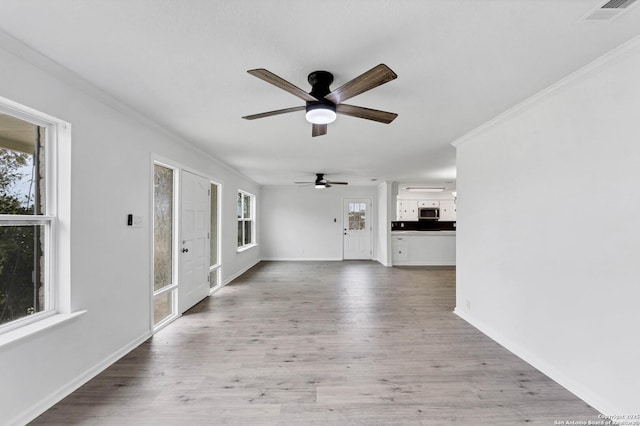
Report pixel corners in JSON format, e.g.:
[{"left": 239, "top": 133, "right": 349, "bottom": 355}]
[{"left": 391, "top": 186, "right": 456, "bottom": 266}]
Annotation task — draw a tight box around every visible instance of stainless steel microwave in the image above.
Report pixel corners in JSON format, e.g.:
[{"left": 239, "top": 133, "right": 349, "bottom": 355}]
[{"left": 419, "top": 207, "right": 440, "bottom": 220}]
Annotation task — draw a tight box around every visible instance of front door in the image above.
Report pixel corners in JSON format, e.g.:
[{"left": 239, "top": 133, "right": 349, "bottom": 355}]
[
  {"left": 179, "top": 171, "right": 210, "bottom": 313},
  {"left": 343, "top": 198, "right": 372, "bottom": 260}
]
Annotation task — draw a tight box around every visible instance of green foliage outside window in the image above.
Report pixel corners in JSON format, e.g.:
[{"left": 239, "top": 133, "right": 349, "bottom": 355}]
[{"left": 0, "top": 148, "right": 44, "bottom": 326}]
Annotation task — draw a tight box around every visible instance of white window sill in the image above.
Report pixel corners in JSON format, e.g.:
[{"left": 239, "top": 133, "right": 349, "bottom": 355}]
[
  {"left": 237, "top": 243, "right": 258, "bottom": 253},
  {"left": 0, "top": 310, "right": 87, "bottom": 351}
]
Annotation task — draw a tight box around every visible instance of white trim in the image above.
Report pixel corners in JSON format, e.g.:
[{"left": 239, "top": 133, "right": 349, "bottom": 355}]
[
  {"left": 342, "top": 197, "right": 374, "bottom": 260},
  {"left": 150, "top": 159, "right": 180, "bottom": 332},
  {"left": 209, "top": 180, "right": 222, "bottom": 294},
  {"left": 0, "top": 95, "right": 72, "bottom": 332},
  {"left": 451, "top": 34, "right": 640, "bottom": 148},
  {"left": 10, "top": 329, "right": 152, "bottom": 426},
  {"left": 453, "top": 308, "right": 622, "bottom": 416},
  {"left": 260, "top": 257, "right": 343, "bottom": 262},
  {"left": 237, "top": 189, "right": 256, "bottom": 249},
  {"left": 0, "top": 310, "right": 86, "bottom": 351},
  {"left": 236, "top": 242, "right": 258, "bottom": 253},
  {"left": 0, "top": 30, "right": 259, "bottom": 187}
]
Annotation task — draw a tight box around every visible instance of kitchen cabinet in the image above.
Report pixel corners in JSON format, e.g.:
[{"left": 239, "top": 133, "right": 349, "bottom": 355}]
[
  {"left": 439, "top": 199, "right": 457, "bottom": 221},
  {"left": 418, "top": 200, "right": 440, "bottom": 208},
  {"left": 391, "top": 231, "right": 456, "bottom": 266},
  {"left": 397, "top": 200, "right": 418, "bottom": 221},
  {"left": 392, "top": 236, "right": 409, "bottom": 262}
]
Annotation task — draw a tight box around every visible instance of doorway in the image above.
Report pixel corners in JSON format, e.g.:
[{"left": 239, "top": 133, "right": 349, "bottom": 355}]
[
  {"left": 179, "top": 170, "right": 211, "bottom": 313},
  {"left": 343, "top": 198, "right": 372, "bottom": 260}
]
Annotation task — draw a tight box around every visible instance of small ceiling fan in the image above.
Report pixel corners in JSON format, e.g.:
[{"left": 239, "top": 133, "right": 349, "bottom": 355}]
[
  {"left": 294, "top": 173, "right": 349, "bottom": 189},
  {"left": 242, "top": 64, "right": 398, "bottom": 137}
]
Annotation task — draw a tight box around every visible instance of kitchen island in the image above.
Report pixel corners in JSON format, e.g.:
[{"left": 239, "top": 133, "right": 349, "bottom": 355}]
[{"left": 391, "top": 230, "right": 456, "bottom": 266}]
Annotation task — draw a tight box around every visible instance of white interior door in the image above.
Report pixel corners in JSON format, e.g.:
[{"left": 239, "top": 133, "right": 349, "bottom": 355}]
[
  {"left": 180, "top": 171, "right": 210, "bottom": 313},
  {"left": 343, "top": 198, "right": 372, "bottom": 260}
]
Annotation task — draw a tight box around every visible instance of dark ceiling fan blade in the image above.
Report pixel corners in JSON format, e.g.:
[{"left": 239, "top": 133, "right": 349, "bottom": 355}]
[
  {"left": 247, "top": 69, "right": 318, "bottom": 102},
  {"left": 324, "top": 64, "right": 397, "bottom": 104},
  {"left": 312, "top": 124, "right": 327, "bottom": 137},
  {"left": 242, "top": 106, "right": 305, "bottom": 120},
  {"left": 336, "top": 104, "right": 398, "bottom": 124},
  {"left": 326, "top": 181, "right": 348, "bottom": 185},
  {"left": 293, "top": 181, "right": 314, "bottom": 184}
]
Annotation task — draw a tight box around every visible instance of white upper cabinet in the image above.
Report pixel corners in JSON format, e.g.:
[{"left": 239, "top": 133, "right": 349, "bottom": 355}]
[
  {"left": 418, "top": 200, "right": 440, "bottom": 208},
  {"left": 397, "top": 200, "right": 418, "bottom": 220},
  {"left": 396, "top": 199, "right": 457, "bottom": 222},
  {"left": 439, "top": 199, "right": 457, "bottom": 221}
]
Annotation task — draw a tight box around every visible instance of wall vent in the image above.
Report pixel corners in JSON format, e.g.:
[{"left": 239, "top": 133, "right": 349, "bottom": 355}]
[{"left": 581, "top": 0, "right": 638, "bottom": 21}]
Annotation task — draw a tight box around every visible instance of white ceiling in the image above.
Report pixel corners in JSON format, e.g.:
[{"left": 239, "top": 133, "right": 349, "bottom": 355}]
[{"left": 1, "top": 0, "right": 640, "bottom": 187}]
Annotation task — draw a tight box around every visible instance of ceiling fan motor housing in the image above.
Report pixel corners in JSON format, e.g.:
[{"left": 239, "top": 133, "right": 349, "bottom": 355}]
[{"left": 306, "top": 71, "right": 336, "bottom": 112}]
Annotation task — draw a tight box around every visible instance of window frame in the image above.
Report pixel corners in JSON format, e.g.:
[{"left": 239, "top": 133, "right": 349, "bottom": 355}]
[
  {"left": 237, "top": 189, "right": 256, "bottom": 251},
  {"left": 0, "top": 95, "right": 72, "bottom": 340},
  {"left": 209, "top": 181, "right": 222, "bottom": 293},
  {"left": 151, "top": 160, "right": 179, "bottom": 332}
]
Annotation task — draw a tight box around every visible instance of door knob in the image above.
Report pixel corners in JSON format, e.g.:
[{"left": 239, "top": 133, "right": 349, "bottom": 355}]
[{"left": 182, "top": 248, "right": 189, "bottom": 253}]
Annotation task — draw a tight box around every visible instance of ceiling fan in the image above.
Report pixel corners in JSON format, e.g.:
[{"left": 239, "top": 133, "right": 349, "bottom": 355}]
[
  {"left": 242, "top": 64, "right": 398, "bottom": 137},
  {"left": 294, "top": 173, "right": 349, "bottom": 189}
]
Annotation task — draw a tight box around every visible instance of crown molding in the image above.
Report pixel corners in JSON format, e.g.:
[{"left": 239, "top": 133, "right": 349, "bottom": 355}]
[{"left": 0, "top": 29, "right": 259, "bottom": 186}]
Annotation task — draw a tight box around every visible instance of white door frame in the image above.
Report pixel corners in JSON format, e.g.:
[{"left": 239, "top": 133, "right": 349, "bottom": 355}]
[
  {"left": 150, "top": 155, "right": 223, "bottom": 332},
  {"left": 342, "top": 197, "right": 373, "bottom": 260}
]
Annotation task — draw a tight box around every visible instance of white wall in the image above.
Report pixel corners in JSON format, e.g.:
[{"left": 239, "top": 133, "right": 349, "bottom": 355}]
[
  {"left": 454, "top": 38, "right": 640, "bottom": 414},
  {"left": 0, "top": 35, "right": 260, "bottom": 424},
  {"left": 260, "top": 185, "right": 377, "bottom": 261},
  {"left": 375, "top": 181, "right": 392, "bottom": 266}
]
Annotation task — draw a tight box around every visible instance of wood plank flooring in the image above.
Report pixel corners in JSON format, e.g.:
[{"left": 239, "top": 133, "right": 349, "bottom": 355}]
[{"left": 32, "top": 261, "right": 601, "bottom": 425}]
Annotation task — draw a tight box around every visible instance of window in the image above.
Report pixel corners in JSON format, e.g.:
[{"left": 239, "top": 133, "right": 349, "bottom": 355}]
[
  {"left": 152, "top": 163, "right": 177, "bottom": 328},
  {"left": 209, "top": 182, "right": 221, "bottom": 290},
  {"left": 0, "top": 97, "right": 70, "bottom": 336},
  {"left": 348, "top": 202, "right": 367, "bottom": 230},
  {"left": 237, "top": 190, "right": 255, "bottom": 249}
]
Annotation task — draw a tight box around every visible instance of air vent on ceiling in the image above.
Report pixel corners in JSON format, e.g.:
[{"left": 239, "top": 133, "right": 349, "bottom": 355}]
[{"left": 581, "top": 0, "right": 638, "bottom": 21}]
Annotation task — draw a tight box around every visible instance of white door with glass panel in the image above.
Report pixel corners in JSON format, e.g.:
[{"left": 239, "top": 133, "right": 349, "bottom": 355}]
[
  {"left": 343, "top": 198, "right": 372, "bottom": 260},
  {"left": 180, "top": 171, "right": 210, "bottom": 313}
]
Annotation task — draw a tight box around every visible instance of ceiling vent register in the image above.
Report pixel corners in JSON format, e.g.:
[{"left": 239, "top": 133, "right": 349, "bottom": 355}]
[{"left": 581, "top": 0, "right": 638, "bottom": 21}]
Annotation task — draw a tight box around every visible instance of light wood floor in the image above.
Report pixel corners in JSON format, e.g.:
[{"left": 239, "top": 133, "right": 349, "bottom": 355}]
[{"left": 33, "top": 261, "right": 600, "bottom": 425}]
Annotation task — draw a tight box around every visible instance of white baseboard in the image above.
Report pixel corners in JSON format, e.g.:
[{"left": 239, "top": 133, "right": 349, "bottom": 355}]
[
  {"left": 453, "top": 308, "right": 622, "bottom": 416},
  {"left": 260, "top": 257, "right": 342, "bottom": 262},
  {"left": 13, "top": 330, "right": 152, "bottom": 426}
]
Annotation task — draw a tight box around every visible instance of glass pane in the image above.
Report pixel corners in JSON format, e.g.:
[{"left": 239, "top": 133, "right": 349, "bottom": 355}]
[
  {"left": 209, "top": 269, "right": 218, "bottom": 289},
  {"left": 244, "top": 220, "right": 252, "bottom": 245},
  {"left": 0, "top": 224, "right": 46, "bottom": 326},
  {"left": 0, "top": 122, "right": 45, "bottom": 215},
  {"left": 237, "top": 220, "right": 243, "bottom": 246},
  {"left": 153, "top": 165, "right": 173, "bottom": 291},
  {"left": 210, "top": 183, "right": 218, "bottom": 266},
  {"left": 349, "top": 221, "right": 357, "bottom": 230},
  {"left": 153, "top": 291, "right": 173, "bottom": 326},
  {"left": 237, "top": 192, "right": 243, "bottom": 218},
  {"left": 243, "top": 194, "right": 251, "bottom": 218}
]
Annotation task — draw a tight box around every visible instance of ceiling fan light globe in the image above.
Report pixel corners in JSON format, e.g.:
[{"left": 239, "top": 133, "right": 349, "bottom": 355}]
[
  {"left": 305, "top": 104, "right": 337, "bottom": 124},
  {"left": 315, "top": 184, "right": 326, "bottom": 189}
]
